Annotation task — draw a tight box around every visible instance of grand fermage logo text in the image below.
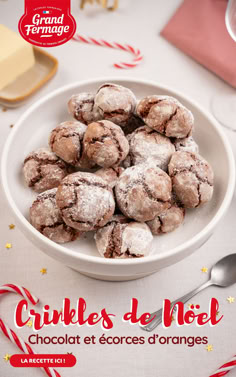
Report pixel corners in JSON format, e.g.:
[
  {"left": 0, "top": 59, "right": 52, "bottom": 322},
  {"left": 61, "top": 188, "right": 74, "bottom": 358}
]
[{"left": 18, "top": 0, "right": 76, "bottom": 47}]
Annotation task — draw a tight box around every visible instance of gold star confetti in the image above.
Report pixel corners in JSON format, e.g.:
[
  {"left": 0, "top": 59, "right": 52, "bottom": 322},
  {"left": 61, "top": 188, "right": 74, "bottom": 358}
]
[
  {"left": 67, "top": 352, "right": 73, "bottom": 355},
  {"left": 171, "top": 315, "right": 175, "bottom": 322},
  {"left": 216, "top": 311, "right": 220, "bottom": 316},
  {"left": 40, "top": 268, "right": 47, "bottom": 275},
  {"left": 26, "top": 320, "right": 33, "bottom": 328},
  {"left": 227, "top": 296, "right": 235, "bottom": 304},
  {"left": 8, "top": 224, "right": 15, "bottom": 230},
  {"left": 206, "top": 344, "right": 213, "bottom": 352},
  {"left": 201, "top": 267, "right": 208, "bottom": 273},
  {"left": 5, "top": 243, "right": 12, "bottom": 249},
  {"left": 188, "top": 303, "right": 194, "bottom": 309},
  {"left": 3, "top": 354, "right": 11, "bottom": 362}
]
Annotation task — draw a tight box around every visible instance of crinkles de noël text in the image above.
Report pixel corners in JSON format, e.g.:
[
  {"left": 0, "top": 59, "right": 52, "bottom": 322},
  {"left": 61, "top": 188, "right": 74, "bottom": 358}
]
[{"left": 14, "top": 297, "right": 223, "bottom": 331}]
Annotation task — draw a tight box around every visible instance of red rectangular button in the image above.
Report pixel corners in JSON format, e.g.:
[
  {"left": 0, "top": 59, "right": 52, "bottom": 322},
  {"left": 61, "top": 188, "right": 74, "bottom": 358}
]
[{"left": 10, "top": 354, "right": 76, "bottom": 368}]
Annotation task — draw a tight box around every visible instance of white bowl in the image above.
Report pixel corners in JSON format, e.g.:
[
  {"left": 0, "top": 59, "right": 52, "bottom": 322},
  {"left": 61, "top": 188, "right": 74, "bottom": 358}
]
[{"left": 1, "top": 78, "right": 235, "bottom": 281}]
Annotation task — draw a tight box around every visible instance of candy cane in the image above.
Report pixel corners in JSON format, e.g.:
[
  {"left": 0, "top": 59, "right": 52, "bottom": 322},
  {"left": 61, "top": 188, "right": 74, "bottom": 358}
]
[
  {"left": 209, "top": 356, "right": 236, "bottom": 377},
  {"left": 0, "top": 284, "right": 61, "bottom": 377},
  {"left": 73, "top": 33, "right": 143, "bottom": 68}
]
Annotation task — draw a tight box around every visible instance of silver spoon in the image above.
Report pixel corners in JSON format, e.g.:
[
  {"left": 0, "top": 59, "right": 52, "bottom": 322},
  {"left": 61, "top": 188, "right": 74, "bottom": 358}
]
[{"left": 141, "top": 253, "right": 236, "bottom": 332}]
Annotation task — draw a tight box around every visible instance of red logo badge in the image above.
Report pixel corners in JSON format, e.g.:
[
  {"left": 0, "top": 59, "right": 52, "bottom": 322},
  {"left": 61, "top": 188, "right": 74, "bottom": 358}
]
[{"left": 18, "top": 0, "right": 76, "bottom": 47}]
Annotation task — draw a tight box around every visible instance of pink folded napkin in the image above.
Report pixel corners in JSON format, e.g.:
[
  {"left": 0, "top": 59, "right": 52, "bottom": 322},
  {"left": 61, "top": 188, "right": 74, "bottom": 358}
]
[{"left": 161, "top": 0, "right": 236, "bottom": 88}]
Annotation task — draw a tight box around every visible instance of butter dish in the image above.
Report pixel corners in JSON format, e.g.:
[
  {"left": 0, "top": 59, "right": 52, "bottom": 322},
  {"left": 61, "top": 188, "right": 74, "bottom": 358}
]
[{"left": 0, "top": 47, "right": 58, "bottom": 107}]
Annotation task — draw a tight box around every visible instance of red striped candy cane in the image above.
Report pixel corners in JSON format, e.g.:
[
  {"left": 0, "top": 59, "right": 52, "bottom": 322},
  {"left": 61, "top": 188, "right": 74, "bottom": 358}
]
[
  {"left": 73, "top": 33, "right": 143, "bottom": 68},
  {"left": 209, "top": 356, "right": 236, "bottom": 377},
  {"left": 0, "top": 284, "right": 61, "bottom": 377}
]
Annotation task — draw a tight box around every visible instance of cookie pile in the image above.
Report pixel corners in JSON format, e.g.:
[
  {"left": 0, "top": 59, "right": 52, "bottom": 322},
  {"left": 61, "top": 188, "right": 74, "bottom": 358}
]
[{"left": 23, "top": 83, "right": 214, "bottom": 259}]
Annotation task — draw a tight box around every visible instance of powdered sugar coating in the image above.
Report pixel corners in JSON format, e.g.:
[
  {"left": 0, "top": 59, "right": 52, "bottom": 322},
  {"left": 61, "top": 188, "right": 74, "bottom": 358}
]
[
  {"left": 56, "top": 172, "right": 115, "bottom": 231},
  {"left": 94, "top": 83, "right": 137, "bottom": 127},
  {"left": 136, "top": 95, "right": 194, "bottom": 138},
  {"left": 123, "top": 125, "right": 175, "bottom": 170},
  {"left": 115, "top": 162, "right": 172, "bottom": 222},
  {"left": 168, "top": 151, "right": 214, "bottom": 208},
  {"left": 95, "top": 216, "right": 153, "bottom": 258},
  {"left": 147, "top": 196, "right": 185, "bottom": 234},
  {"left": 49, "top": 121, "right": 94, "bottom": 169},
  {"left": 83, "top": 120, "right": 129, "bottom": 168},
  {"left": 68, "top": 92, "right": 100, "bottom": 125},
  {"left": 173, "top": 136, "right": 199, "bottom": 154},
  {"left": 23, "top": 147, "right": 68, "bottom": 193},
  {"left": 95, "top": 166, "right": 124, "bottom": 188},
  {"left": 30, "top": 188, "right": 81, "bottom": 243}
]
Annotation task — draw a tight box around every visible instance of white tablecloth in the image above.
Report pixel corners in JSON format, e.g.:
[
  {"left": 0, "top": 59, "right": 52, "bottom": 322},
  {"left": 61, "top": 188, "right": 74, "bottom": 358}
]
[{"left": 1, "top": 1, "right": 236, "bottom": 376}]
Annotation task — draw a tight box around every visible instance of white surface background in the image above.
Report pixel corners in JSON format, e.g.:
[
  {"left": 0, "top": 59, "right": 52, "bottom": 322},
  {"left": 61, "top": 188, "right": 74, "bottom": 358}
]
[{"left": 1, "top": 1, "right": 236, "bottom": 376}]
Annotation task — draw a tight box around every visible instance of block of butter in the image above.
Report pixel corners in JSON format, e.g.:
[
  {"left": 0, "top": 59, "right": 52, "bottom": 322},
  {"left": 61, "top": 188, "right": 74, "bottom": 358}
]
[{"left": 0, "top": 24, "right": 35, "bottom": 90}]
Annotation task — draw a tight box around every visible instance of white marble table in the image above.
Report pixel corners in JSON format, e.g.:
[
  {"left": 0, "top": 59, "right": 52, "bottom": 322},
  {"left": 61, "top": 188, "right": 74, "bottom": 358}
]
[{"left": 1, "top": 1, "right": 236, "bottom": 376}]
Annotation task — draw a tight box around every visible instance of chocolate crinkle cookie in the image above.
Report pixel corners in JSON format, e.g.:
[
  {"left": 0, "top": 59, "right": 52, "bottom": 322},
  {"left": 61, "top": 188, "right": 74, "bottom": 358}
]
[
  {"left": 147, "top": 195, "right": 185, "bottom": 235},
  {"left": 49, "top": 121, "right": 94, "bottom": 169},
  {"left": 95, "top": 166, "right": 124, "bottom": 189},
  {"left": 173, "top": 136, "right": 199, "bottom": 154},
  {"left": 30, "top": 188, "right": 82, "bottom": 243},
  {"left": 123, "top": 125, "right": 175, "bottom": 171},
  {"left": 115, "top": 162, "right": 172, "bottom": 222},
  {"left": 68, "top": 92, "right": 100, "bottom": 125},
  {"left": 95, "top": 215, "right": 153, "bottom": 258},
  {"left": 83, "top": 120, "right": 129, "bottom": 168},
  {"left": 168, "top": 151, "right": 214, "bottom": 208},
  {"left": 94, "top": 83, "right": 137, "bottom": 127},
  {"left": 56, "top": 172, "right": 115, "bottom": 232},
  {"left": 136, "top": 95, "right": 194, "bottom": 138},
  {"left": 23, "top": 147, "right": 68, "bottom": 193}
]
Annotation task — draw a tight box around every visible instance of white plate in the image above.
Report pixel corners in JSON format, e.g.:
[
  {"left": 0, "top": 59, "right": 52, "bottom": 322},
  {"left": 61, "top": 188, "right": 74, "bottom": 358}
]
[{"left": 1, "top": 78, "right": 235, "bottom": 281}]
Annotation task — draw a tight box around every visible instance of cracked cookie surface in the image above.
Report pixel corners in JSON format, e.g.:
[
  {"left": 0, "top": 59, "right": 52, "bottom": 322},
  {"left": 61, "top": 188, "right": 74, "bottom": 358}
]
[
  {"left": 95, "top": 166, "right": 124, "bottom": 188},
  {"left": 23, "top": 147, "right": 68, "bottom": 193},
  {"left": 123, "top": 125, "right": 175, "bottom": 171},
  {"left": 49, "top": 121, "right": 94, "bottom": 169},
  {"left": 136, "top": 95, "right": 194, "bottom": 138},
  {"left": 56, "top": 172, "right": 115, "bottom": 231},
  {"left": 115, "top": 162, "right": 172, "bottom": 222},
  {"left": 30, "top": 188, "right": 82, "bottom": 243},
  {"left": 94, "top": 83, "right": 137, "bottom": 127},
  {"left": 83, "top": 120, "right": 129, "bottom": 168},
  {"left": 147, "top": 195, "right": 185, "bottom": 234},
  {"left": 173, "top": 136, "right": 199, "bottom": 154},
  {"left": 68, "top": 92, "right": 100, "bottom": 125},
  {"left": 95, "top": 215, "right": 153, "bottom": 258},
  {"left": 168, "top": 151, "right": 214, "bottom": 208}
]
